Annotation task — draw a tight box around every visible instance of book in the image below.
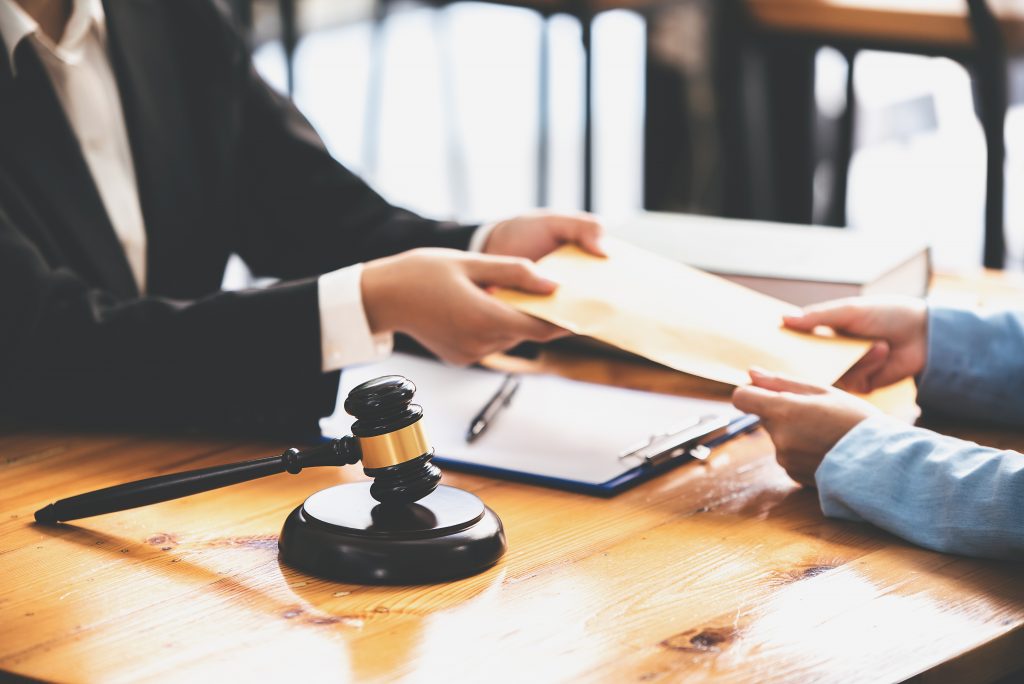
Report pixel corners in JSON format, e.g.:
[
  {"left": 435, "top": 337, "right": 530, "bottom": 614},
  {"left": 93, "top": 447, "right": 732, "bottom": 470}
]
[{"left": 606, "top": 212, "right": 931, "bottom": 306}]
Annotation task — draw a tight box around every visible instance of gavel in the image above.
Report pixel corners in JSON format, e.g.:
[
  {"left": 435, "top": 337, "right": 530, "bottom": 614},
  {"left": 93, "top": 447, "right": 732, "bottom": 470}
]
[
  {"left": 34, "top": 375, "right": 507, "bottom": 584},
  {"left": 35, "top": 376, "right": 441, "bottom": 522}
]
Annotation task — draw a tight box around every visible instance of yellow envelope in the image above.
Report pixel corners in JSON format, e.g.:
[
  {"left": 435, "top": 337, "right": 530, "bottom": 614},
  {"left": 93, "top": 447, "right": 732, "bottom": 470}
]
[{"left": 494, "top": 238, "right": 871, "bottom": 387}]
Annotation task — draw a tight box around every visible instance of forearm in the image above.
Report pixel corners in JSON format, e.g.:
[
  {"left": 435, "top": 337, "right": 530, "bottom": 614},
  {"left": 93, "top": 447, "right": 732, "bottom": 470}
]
[
  {"left": 917, "top": 307, "right": 1024, "bottom": 426},
  {"left": 3, "top": 281, "right": 335, "bottom": 436},
  {"left": 816, "top": 415, "right": 1024, "bottom": 560},
  {"left": 0, "top": 214, "right": 338, "bottom": 436}
]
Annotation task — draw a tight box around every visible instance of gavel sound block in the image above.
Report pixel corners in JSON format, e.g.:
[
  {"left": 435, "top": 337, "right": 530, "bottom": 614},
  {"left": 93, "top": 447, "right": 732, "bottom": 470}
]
[
  {"left": 279, "top": 376, "right": 506, "bottom": 584},
  {"left": 34, "top": 376, "right": 507, "bottom": 585}
]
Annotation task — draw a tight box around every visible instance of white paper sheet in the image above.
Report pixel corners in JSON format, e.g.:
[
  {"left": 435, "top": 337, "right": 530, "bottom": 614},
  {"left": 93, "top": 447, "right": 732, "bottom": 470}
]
[{"left": 323, "top": 353, "right": 740, "bottom": 486}]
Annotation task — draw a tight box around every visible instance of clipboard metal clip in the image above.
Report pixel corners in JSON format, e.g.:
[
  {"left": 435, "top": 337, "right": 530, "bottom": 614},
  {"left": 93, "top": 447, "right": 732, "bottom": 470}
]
[{"left": 618, "top": 414, "right": 731, "bottom": 468}]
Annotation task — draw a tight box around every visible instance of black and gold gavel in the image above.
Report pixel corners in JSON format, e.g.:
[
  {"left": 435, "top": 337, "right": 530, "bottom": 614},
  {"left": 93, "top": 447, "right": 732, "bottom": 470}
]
[{"left": 34, "top": 376, "right": 507, "bottom": 585}]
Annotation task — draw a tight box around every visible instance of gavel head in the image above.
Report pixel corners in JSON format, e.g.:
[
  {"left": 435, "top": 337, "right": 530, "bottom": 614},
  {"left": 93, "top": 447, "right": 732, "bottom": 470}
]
[{"left": 344, "top": 375, "right": 442, "bottom": 506}]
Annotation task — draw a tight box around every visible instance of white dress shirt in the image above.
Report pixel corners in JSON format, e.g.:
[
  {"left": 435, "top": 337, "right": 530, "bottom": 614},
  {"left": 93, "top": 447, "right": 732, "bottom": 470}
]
[
  {"left": 0, "top": 0, "right": 495, "bottom": 372},
  {"left": 0, "top": 0, "right": 148, "bottom": 290}
]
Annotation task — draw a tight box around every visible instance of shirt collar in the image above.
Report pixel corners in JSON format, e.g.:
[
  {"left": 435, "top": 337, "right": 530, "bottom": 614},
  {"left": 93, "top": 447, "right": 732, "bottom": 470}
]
[{"left": 0, "top": 0, "right": 105, "bottom": 76}]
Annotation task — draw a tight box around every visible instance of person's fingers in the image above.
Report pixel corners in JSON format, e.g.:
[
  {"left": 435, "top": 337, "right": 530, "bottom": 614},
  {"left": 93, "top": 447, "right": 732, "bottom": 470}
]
[
  {"left": 748, "top": 368, "right": 827, "bottom": 395},
  {"left": 516, "top": 316, "right": 570, "bottom": 342},
  {"left": 487, "top": 312, "right": 568, "bottom": 345},
  {"left": 867, "top": 361, "right": 917, "bottom": 392},
  {"left": 776, "top": 453, "right": 816, "bottom": 487},
  {"left": 462, "top": 284, "right": 569, "bottom": 343},
  {"left": 546, "top": 213, "right": 607, "bottom": 257},
  {"left": 467, "top": 256, "right": 558, "bottom": 294},
  {"left": 836, "top": 341, "right": 889, "bottom": 393},
  {"left": 576, "top": 225, "right": 606, "bottom": 258},
  {"left": 732, "top": 384, "right": 786, "bottom": 418},
  {"left": 543, "top": 211, "right": 599, "bottom": 230},
  {"left": 568, "top": 219, "right": 606, "bottom": 257},
  {"left": 783, "top": 299, "right": 862, "bottom": 333}
]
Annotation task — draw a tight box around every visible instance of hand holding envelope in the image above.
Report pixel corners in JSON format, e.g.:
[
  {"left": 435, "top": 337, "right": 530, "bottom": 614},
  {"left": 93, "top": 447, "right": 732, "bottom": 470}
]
[{"left": 493, "top": 238, "right": 871, "bottom": 386}]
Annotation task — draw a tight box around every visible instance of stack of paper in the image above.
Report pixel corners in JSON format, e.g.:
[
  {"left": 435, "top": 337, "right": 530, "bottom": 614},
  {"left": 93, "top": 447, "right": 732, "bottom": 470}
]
[{"left": 494, "top": 238, "right": 870, "bottom": 387}]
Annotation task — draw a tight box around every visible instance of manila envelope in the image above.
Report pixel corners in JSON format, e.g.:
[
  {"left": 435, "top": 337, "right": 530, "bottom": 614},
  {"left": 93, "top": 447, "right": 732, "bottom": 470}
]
[{"left": 493, "top": 238, "right": 871, "bottom": 387}]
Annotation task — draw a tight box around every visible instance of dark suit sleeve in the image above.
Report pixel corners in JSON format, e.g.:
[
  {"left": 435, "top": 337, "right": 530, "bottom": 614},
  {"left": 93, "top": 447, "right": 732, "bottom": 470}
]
[
  {"left": 0, "top": 207, "right": 337, "bottom": 438},
  {"left": 190, "top": 1, "right": 478, "bottom": 280}
]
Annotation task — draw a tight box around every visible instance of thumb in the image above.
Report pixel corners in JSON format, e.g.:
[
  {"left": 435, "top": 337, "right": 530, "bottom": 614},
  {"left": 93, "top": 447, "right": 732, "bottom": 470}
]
[
  {"left": 467, "top": 256, "right": 559, "bottom": 294},
  {"left": 555, "top": 214, "right": 606, "bottom": 257},
  {"left": 866, "top": 359, "right": 917, "bottom": 392},
  {"left": 748, "top": 368, "right": 827, "bottom": 395},
  {"left": 836, "top": 340, "right": 889, "bottom": 393},
  {"left": 784, "top": 300, "right": 861, "bottom": 333},
  {"left": 732, "top": 384, "right": 784, "bottom": 418}
]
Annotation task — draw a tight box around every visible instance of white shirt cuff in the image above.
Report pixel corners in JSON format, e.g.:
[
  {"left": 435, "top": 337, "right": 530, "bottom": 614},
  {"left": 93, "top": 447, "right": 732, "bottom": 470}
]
[
  {"left": 318, "top": 263, "right": 394, "bottom": 372},
  {"left": 468, "top": 222, "right": 498, "bottom": 253}
]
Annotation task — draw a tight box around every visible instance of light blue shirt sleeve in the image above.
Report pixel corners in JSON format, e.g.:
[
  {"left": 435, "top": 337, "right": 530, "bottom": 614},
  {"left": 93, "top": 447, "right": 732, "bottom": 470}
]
[
  {"left": 817, "top": 415, "right": 1024, "bottom": 560},
  {"left": 916, "top": 307, "right": 1024, "bottom": 426},
  {"left": 815, "top": 306, "right": 1024, "bottom": 560}
]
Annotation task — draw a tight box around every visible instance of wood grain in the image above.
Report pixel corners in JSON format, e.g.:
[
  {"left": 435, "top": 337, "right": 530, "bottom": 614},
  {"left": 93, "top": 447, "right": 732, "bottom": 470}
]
[{"left": 1, "top": 272, "right": 1022, "bottom": 683}]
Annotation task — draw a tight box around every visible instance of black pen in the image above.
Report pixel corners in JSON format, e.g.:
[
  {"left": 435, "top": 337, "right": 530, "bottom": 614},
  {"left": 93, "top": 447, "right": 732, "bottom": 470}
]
[{"left": 466, "top": 374, "right": 520, "bottom": 443}]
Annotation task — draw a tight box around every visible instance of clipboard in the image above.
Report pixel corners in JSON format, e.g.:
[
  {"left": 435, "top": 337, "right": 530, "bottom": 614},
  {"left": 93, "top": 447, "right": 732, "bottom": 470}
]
[
  {"left": 431, "top": 413, "right": 760, "bottom": 497},
  {"left": 324, "top": 353, "right": 760, "bottom": 497}
]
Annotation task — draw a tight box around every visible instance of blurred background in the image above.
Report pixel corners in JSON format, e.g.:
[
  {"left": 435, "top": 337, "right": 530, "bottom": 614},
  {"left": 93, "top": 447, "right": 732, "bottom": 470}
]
[{"left": 232, "top": 0, "right": 1024, "bottom": 273}]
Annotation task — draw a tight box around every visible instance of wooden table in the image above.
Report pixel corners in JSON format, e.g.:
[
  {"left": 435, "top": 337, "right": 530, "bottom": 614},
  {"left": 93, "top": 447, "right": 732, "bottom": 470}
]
[{"left": 2, "top": 273, "right": 1023, "bottom": 683}]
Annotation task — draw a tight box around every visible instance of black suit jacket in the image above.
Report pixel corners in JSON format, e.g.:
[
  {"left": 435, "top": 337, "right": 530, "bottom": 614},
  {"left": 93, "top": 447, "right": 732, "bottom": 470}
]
[{"left": 0, "top": 0, "right": 475, "bottom": 437}]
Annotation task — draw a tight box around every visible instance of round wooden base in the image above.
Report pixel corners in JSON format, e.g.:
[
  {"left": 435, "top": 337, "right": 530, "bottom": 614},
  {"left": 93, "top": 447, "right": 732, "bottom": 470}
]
[{"left": 278, "top": 482, "right": 506, "bottom": 584}]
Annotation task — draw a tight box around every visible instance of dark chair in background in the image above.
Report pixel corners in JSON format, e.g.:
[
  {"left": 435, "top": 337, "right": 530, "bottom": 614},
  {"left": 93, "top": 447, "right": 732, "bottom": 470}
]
[
  {"left": 229, "top": 0, "right": 1023, "bottom": 268},
  {"left": 365, "top": 0, "right": 670, "bottom": 213},
  {"left": 744, "top": 0, "right": 1024, "bottom": 268}
]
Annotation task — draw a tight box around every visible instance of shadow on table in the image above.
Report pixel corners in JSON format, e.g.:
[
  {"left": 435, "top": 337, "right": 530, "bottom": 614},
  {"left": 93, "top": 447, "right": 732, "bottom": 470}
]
[{"left": 32, "top": 519, "right": 504, "bottom": 622}]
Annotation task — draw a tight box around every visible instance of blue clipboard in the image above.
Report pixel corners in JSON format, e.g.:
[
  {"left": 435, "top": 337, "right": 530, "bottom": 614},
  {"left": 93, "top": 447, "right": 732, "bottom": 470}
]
[
  {"left": 328, "top": 353, "right": 762, "bottom": 498},
  {"left": 431, "top": 413, "right": 760, "bottom": 497}
]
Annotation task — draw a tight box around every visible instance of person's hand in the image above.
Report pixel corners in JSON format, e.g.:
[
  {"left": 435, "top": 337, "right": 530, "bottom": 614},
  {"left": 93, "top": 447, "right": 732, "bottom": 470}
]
[
  {"left": 361, "top": 248, "right": 567, "bottom": 365},
  {"left": 482, "top": 211, "right": 605, "bottom": 261},
  {"left": 732, "top": 368, "right": 880, "bottom": 486},
  {"left": 783, "top": 296, "right": 928, "bottom": 393}
]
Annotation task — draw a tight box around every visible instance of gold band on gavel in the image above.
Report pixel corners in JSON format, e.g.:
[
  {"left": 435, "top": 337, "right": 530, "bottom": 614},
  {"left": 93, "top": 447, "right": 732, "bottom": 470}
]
[{"left": 358, "top": 421, "right": 431, "bottom": 470}]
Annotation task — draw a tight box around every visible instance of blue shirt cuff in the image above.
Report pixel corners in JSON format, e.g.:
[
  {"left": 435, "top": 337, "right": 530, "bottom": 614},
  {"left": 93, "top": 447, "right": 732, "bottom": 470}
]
[
  {"left": 815, "top": 414, "right": 903, "bottom": 523},
  {"left": 816, "top": 412, "right": 1024, "bottom": 559},
  {"left": 917, "top": 306, "right": 1024, "bottom": 425}
]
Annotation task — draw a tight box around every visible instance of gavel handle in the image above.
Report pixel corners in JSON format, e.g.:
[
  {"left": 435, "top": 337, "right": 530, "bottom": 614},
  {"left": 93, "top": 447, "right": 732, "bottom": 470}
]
[{"left": 34, "top": 437, "right": 361, "bottom": 524}]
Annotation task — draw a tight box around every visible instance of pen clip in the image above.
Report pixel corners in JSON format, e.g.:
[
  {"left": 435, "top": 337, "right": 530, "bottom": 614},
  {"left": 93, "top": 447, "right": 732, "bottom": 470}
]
[{"left": 618, "top": 414, "right": 731, "bottom": 468}]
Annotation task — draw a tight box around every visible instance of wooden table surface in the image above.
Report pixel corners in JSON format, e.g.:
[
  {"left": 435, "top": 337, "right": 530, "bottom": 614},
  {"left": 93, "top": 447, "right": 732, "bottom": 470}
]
[{"left": 2, "top": 273, "right": 1023, "bottom": 683}]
